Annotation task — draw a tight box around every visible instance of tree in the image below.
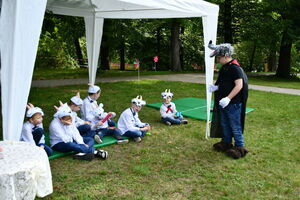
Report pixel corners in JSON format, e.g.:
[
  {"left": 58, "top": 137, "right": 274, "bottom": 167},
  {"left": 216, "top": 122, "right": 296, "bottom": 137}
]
[
  {"left": 274, "top": 0, "right": 300, "bottom": 78},
  {"left": 170, "top": 19, "right": 182, "bottom": 71}
]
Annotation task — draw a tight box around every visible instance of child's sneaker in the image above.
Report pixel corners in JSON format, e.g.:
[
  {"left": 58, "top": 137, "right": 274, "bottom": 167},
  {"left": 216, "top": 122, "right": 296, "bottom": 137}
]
[
  {"left": 94, "top": 135, "right": 102, "bottom": 144},
  {"left": 117, "top": 139, "right": 129, "bottom": 144},
  {"left": 181, "top": 120, "right": 188, "bottom": 124},
  {"left": 95, "top": 150, "right": 108, "bottom": 160},
  {"left": 73, "top": 153, "right": 94, "bottom": 161},
  {"left": 134, "top": 137, "right": 142, "bottom": 143},
  {"left": 165, "top": 121, "right": 171, "bottom": 126}
]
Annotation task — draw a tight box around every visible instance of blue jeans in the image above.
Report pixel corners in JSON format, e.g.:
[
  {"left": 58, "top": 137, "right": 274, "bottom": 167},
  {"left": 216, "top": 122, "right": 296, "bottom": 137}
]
[
  {"left": 52, "top": 137, "right": 95, "bottom": 154},
  {"left": 32, "top": 128, "right": 53, "bottom": 156},
  {"left": 97, "top": 128, "right": 123, "bottom": 140},
  {"left": 219, "top": 103, "right": 244, "bottom": 147},
  {"left": 123, "top": 130, "right": 147, "bottom": 138},
  {"left": 32, "top": 128, "right": 44, "bottom": 145},
  {"left": 108, "top": 120, "right": 116, "bottom": 127},
  {"left": 161, "top": 116, "right": 183, "bottom": 125},
  {"left": 38, "top": 144, "right": 53, "bottom": 157},
  {"left": 77, "top": 124, "right": 96, "bottom": 138}
]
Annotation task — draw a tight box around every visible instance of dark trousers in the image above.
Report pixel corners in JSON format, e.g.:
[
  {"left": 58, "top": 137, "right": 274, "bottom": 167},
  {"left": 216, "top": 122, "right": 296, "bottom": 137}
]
[
  {"left": 52, "top": 137, "right": 95, "bottom": 154},
  {"left": 32, "top": 128, "right": 53, "bottom": 157}
]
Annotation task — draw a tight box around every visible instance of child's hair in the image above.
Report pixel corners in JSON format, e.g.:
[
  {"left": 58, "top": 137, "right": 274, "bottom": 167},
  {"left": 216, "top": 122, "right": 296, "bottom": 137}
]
[
  {"left": 89, "top": 90, "right": 100, "bottom": 96},
  {"left": 61, "top": 115, "right": 72, "bottom": 121},
  {"left": 68, "top": 101, "right": 76, "bottom": 106}
]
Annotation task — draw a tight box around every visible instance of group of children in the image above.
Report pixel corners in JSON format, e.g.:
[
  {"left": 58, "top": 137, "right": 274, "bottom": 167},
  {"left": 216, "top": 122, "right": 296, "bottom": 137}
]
[{"left": 20, "top": 85, "right": 188, "bottom": 161}]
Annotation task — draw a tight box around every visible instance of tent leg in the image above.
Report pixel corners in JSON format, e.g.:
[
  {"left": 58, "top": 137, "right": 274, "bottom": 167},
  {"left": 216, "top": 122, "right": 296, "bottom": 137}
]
[
  {"left": 0, "top": 0, "right": 47, "bottom": 141},
  {"left": 84, "top": 16, "right": 104, "bottom": 85}
]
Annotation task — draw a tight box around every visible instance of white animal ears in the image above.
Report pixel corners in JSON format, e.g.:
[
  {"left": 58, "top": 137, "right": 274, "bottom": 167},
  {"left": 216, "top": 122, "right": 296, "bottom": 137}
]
[
  {"left": 53, "top": 101, "right": 72, "bottom": 118},
  {"left": 70, "top": 92, "right": 83, "bottom": 106},
  {"left": 88, "top": 83, "right": 101, "bottom": 93},
  {"left": 208, "top": 40, "right": 234, "bottom": 58},
  {"left": 131, "top": 95, "right": 146, "bottom": 107},
  {"left": 26, "top": 103, "right": 44, "bottom": 118},
  {"left": 161, "top": 89, "right": 174, "bottom": 99},
  {"left": 92, "top": 103, "right": 104, "bottom": 117}
]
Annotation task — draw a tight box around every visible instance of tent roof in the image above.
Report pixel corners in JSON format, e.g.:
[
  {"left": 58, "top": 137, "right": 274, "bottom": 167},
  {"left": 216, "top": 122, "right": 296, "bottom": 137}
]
[{"left": 46, "top": 0, "right": 219, "bottom": 18}]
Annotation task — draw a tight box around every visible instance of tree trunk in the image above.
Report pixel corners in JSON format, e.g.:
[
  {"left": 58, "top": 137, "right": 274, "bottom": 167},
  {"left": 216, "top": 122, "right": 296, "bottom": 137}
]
[
  {"left": 224, "top": 0, "right": 233, "bottom": 43},
  {"left": 180, "top": 26, "right": 184, "bottom": 69},
  {"left": 119, "top": 22, "right": 125, "bottom": 71},
  {"left": 249, "top": 42, "right": 257, "bottom": 72},
  {"left": 156, "top": 27, "right": 161, "bottom": 70},
  {"left": 120, "top": 41, "right": 125, "bottom": 71},
  {"left": 267, "top": 40, "right": 277, "bottom": 72},
  {"left": 171, "top": 19, "right": 181, "bottom": 71},
  {"left": 100, "top": 44, "right": 110, "bottom": 70},
  {"left": 74, "top": 37, "right": 84, "bottom": 66},
  {"left": 276, "top": 30, "right": 292, "bottom": 78}
]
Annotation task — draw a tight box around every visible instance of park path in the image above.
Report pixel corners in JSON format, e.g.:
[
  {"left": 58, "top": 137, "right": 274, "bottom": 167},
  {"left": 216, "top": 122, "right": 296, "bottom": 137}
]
[{"left": 31, "top": 73, "right": 300, "bottom": 96}]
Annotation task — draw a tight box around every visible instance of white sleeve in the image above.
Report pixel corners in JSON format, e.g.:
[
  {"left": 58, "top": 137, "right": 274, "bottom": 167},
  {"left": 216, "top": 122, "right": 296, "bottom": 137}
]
[
  {"left": 75, "top": 116, "right": 85, "bottom": 127},
  {"left": 72, "top": 126, "right": 84, "bottom": 145},
  {"left": 123, "top": 112, "right": 140, "bottom": 132},
  {"left": 160, "top": 104, "right": 168, "bottom": 118},
  {"left": 50, "top": 122, "right": 72, "bottom": 143},
  {"left": 172, "top": 103, "right": 178, "bottom": 113},
  {"left": 20, "top": 124, "right": 35, "bottom": 145}
]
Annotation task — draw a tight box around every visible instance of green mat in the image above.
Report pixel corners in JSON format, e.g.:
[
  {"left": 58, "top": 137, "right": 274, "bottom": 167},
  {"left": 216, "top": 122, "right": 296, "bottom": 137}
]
[
  {"left": 45, "top": 133, "right": 128, "bottom": 160},
  {"left": 147, "top": 97, "right": 254, "bottom": 121}
]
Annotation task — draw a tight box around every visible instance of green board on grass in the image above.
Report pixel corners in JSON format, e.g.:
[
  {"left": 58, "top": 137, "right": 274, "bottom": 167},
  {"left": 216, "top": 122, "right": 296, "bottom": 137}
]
[
  {"left": 147, "top": 97, "right": 254, "bottom": 121},
  {"left": 45, "top": 133, "right": 128, "bottom": 160}
]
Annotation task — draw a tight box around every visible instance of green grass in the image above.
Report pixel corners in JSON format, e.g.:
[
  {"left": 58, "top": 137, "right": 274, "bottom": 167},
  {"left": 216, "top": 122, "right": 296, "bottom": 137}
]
[
  {"left": 32, "top": 68, "right": 196, "bottom": 80},
  {"left": 33, "top": 68, "right": 300, "bottom": 90},
  {"left": 247, "top": 75, "right": 300, "bottom": 89},
  {"left": 26, "top": 80, "right": 300, "bottom": 199}
]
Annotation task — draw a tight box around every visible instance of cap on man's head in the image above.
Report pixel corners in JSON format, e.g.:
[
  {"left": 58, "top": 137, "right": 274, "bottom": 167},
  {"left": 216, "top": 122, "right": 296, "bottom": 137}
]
[
  {"left": 88, "top": 84, "right": 101, "bottom": 94},
  {"left": 208, "top": 40, "right": 234, "bottom": 58}
]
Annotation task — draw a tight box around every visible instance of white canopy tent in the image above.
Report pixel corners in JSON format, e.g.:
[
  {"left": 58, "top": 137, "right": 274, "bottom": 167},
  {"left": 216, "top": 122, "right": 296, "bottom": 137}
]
[{"left": 0, "top": 0, "right": 219, "bottom": 141}]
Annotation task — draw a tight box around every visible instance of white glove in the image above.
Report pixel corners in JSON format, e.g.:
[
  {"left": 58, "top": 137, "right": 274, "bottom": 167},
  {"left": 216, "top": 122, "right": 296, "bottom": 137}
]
[
  {"left": 219, "top": 97, "right": 231, "bottom": 108},
  {"left": 208, "top": 84, "right": 219, "bottom": 93}
]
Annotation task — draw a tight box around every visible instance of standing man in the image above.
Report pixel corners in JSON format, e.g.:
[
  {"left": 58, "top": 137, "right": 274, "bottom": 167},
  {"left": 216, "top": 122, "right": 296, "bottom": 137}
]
[{"left": 208, "top": 41, "right": 249, "bottom": 159}]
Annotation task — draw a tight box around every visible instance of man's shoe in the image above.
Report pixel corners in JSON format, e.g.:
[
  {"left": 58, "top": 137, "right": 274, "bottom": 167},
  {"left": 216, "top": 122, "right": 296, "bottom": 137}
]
[
  {"left": 165, "top": 121, "right": 171, "bottom": 126},
  {"left": 134, "top": 137, "right": 142, "bottom": 143},
  {"left": 213, "top": 141, "right": 233, "bottom": 152},
  {"left": 236, "top": 147, "right": 249, "bottom": 157},
  {"left": 73, "top": 153, "right": 94, "bottom": 161},
  {"left": 181, "top": 120, "right": 188, "bottom": 124},
  {"left": 95, "top": 150, "right": 108, "bottom": 160},
  {"left": 226, "top": 147, "right": 242, "bottom": 159},
  {"left": 117, "top": 139, "right": 129, "bottom": 144},
  {"left": 94, "top": 135, "right": 102, "bottom": 144}
]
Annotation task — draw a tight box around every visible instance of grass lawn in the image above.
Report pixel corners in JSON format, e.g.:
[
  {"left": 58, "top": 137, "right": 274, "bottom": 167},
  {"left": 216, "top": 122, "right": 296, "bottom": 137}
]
[
  {"left": 247, "top": 75, "right": 300, "bottom": 90},
  {"left": 32, "top": 68, "right": 300, "bottom": 90},
  {"left": 27, "top": 80, "right": 300, "bottom": 199},
  {"left": 32, "top": 68, "right": 197, "bottom": 80}
]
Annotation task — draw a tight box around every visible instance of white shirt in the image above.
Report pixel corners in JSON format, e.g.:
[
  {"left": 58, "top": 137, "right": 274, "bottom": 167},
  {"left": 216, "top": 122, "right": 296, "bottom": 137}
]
[
  {"left": 20, "top": 121, "right": 45, "bottom": 145},
  {"left": 71, "top": 111, "right": 85, "bottom": 127},
  {"left": 49, "top": 118, "right": 84, "bottom": 147},
  {"left": 160, "top": 102, "right": 177, "bottom": 118},
  {"left": 91, "top": 112, "right": 116, "bottom": 130},
  {"left": 81, "top": 96, "right": 98, "bottom": 122},
  {"left": 117, "top": 108, "right": 145, "bottom": 135}
]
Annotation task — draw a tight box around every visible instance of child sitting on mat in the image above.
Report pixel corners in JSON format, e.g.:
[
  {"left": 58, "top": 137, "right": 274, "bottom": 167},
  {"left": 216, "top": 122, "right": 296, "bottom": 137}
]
[
  {"left": 49, "top": 101, "right": 108, "bottom": 161},
  {"left": 20, "top": 103, "right": 53, "bottom": 157},
  {"left": 68, "top": 92, "right": 100, "bottom": 143},
  {"left": 91, "top": 104, "right": 129, "bottom": 144},
  {"left": 118, "top": 95, "right": 151, "bottom": 143},
  {"left": 160, "top": 89, "right": 188, "bottom": 126}
]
